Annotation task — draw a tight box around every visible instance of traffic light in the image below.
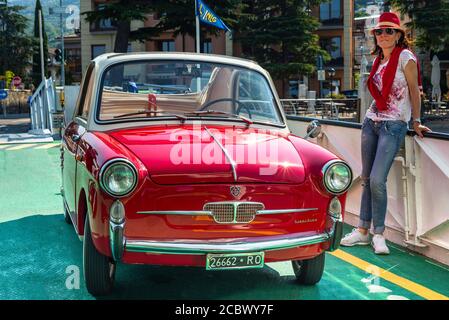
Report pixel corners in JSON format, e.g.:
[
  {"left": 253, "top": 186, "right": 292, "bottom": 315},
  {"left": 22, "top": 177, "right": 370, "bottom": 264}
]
[
  {"left": 55, "top": 49, "right": 62, "bottom": 63},
  {"left": 5, "top": 71, "right": 14, "bottom": 89}
]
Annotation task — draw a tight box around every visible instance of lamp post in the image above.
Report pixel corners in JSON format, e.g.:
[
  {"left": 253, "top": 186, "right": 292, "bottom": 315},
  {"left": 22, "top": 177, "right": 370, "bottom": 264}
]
[{"left": 328, "top": 67, "right": 336, "bottom": 100}]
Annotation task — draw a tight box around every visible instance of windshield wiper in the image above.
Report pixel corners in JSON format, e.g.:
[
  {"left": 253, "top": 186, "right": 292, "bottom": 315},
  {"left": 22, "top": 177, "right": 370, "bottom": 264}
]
[
  {"left": 183, "top": 110, "right": 253, "bottom": 125},
  {"left": 113, "top": 110, "right": 187, "bottom": 122}
]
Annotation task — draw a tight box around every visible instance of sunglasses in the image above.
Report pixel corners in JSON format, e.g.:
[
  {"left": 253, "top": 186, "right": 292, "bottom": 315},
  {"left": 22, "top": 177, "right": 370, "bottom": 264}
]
[{"left": 374, "top": 28, "right": 396, "bottom": 36}]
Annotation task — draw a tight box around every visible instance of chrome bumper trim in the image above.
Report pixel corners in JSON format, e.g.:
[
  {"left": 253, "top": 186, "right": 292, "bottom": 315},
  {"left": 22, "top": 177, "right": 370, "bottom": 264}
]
[
  {"left": 125, "top": 231, "right": 332, "bottom": 255},
  {"left": 137, "top": 210, "right": 213, "bottom": 215},
  {"left": 136, "top": 208, "right": 317, "bottom": 216},
  {"left": 110, "top": 220, "right": 125, "bottom": 261},
  {"left": 256, "top": 208, "right": 317, "bottom": 215}
]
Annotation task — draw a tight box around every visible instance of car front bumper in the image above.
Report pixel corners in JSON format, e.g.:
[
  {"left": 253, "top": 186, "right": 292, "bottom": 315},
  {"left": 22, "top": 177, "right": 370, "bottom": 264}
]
[{"left": 109, "top": 216, "right": 343, "bottom": 260}]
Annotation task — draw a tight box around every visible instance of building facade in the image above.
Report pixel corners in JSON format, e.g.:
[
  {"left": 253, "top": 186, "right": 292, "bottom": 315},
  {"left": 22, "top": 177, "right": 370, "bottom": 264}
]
[
  {"left": 80, "top": 0, "right": 234, "bottom": 74},
  {"left": 308, "top": 0, "right": 354, "bottom": 98},
  {"left": 80, "top": 0, "right": 147, "bottom": 73}
]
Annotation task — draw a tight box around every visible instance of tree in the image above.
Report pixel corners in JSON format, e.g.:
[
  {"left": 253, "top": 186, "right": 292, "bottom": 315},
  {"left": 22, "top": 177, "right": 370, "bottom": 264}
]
[
  {"left": 388, "top": 0, "right": 449, "bottom": 51},
  {"left": 32, "top": 0, "right": 49, "bottom": 86},
  {"left": 236, "top": 0, "right": 329, "bottom": 97},
  {"left": 0, "top": 2, "right": 34, "bottom": 80},
  {"left": 83, "top": 0, "right": 158, "bottom": 53},
  {"left": 150, "top": 0, "right": 243, "bottom": 52}
]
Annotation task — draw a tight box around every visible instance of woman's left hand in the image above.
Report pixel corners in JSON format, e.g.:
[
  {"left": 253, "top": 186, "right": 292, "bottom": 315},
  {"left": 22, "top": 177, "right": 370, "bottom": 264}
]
[{"left": 413, "top": 122, "right": 432, "bottom": 138}]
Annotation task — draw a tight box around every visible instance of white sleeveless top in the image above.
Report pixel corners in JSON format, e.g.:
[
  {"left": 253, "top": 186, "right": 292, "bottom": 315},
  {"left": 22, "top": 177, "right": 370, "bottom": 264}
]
[{"left": 365, "top": 49, "right": 417, "bottom": 122}]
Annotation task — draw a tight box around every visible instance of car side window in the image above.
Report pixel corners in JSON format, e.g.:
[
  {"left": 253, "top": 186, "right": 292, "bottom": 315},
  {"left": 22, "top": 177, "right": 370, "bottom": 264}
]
[{"left": 76, "top": 62, "right": 95, "bottom": 120}]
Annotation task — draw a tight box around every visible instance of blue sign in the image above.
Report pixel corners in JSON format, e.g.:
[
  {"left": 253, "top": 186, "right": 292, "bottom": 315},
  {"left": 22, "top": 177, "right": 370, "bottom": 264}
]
[
  {"left": 196, "top": 0, "right": 231, "bottom": 32},
  {"left": 0, "top": 89, "right": 8, "bottom": 100}
]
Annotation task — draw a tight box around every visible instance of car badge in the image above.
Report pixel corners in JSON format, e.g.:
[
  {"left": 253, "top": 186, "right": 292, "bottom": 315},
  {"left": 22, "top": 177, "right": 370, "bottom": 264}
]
[{"left": 230, "top": 186, "right": 241, "bottom": 198}]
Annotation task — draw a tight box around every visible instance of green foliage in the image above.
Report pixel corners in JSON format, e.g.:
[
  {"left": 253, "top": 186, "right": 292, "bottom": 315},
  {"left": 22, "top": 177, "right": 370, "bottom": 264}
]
[
  {"left": 142, "top": 0, "right": 243, "bottom": 49},
  {"left": 354, "top": 72, "right": 361, "bottom": 85},
  {"left": 235, "top": 0, "right": 329, "bottom": 96},
  {"left": 388, "top": 0, "right": 449, "bottom": 51},
  {"left": 0, "top": 3, "right": 34, "bottom": 77},
  {"left": 83, "top": 0, "right": 157, "bottom": 52},
  {"left": 325, "top": 93, "right": 346, "bottom": 99},
  {"left": 32, "top": 0, "right": 49, "bottom": 87}
]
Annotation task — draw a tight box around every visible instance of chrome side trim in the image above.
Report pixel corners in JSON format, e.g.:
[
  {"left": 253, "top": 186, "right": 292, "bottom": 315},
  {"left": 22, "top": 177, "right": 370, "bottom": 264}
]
[
  {"left": 137, "top": 211, "right": 213, "bottom": 216},
  {"left": 257, "top": 208, "right": 318, "bottom": 215},
  {"left": 136, "top": 207, "right": 317, "bottom": 216},
  {"left": 125, "top": 231, "right": 331, "bottom": 255},
  {"left": 204, "top": 127, "right": 238, "bottom": 181}
]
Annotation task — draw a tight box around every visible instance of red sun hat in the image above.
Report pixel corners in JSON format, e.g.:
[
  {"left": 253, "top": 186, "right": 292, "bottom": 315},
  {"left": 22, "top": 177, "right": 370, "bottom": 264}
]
[{"left": 371, "top": 12, "right": 405, "bottom": 34}]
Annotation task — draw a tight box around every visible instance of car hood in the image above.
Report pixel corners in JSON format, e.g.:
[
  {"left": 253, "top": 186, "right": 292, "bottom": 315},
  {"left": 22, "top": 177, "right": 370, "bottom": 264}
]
[{"left": 108, "top": 124, "right": 306, "bottom": 185}]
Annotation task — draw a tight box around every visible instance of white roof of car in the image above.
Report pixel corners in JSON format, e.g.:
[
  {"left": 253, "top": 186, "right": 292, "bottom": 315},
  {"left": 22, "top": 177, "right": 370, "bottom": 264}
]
[{"left": 93, "top": 52, "right": 266, "bottom": 74}]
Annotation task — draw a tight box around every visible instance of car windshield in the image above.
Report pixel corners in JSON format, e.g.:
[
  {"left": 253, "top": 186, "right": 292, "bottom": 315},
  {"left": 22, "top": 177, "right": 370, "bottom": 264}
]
[{"left": 97, "top": 60, "right": 284, "bottom": 126}]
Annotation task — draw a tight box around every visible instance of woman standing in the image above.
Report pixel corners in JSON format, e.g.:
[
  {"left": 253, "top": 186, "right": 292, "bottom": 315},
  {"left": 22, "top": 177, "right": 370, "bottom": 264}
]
[{"left": 341, "top": 12, "right": 431, "bottom": 254}]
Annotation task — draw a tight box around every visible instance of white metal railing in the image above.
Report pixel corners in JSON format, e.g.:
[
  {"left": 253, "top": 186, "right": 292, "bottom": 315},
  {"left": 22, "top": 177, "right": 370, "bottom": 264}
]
[
  {"left": 287, "top": 117, "right": 449, "bottom": 267},
  {"left": 280, "top": 98, "right": 361, "bottom": 122},
  {"left": 29, "top": 78, "right": 56, "bottom": 134}
]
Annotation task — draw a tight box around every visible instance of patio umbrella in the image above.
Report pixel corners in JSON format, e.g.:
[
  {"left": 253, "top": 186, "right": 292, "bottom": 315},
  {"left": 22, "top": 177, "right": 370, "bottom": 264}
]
[{"left": 431, "top": 55, "right": 441, "bottom": 101}]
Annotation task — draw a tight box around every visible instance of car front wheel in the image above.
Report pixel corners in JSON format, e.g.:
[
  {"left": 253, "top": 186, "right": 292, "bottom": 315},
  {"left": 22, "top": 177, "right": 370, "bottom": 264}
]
[
  {"left": 83, "top": 217, "right": 116, "bottom": 296},
  {"left": 291, "top": 252, "right": 325, "bottom": 285}
]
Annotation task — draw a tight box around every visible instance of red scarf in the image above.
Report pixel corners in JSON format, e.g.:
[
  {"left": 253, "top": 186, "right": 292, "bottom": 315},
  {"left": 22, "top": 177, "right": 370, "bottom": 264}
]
[{"left": 367, "top": 46, "right": 422, "bottom": 112}]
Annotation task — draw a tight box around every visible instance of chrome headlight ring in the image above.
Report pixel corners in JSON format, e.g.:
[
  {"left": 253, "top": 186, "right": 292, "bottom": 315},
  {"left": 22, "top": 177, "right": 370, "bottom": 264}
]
[
  {"left": 321, "top": 160, "right": 352, "bottom": 195},
  {"left": 99, "top": 158, "right": 138, "bottom": 197}
]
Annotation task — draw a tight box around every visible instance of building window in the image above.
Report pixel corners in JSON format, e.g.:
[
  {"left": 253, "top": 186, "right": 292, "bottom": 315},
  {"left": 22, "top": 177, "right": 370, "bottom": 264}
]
[
  {"left": 159, "top": 40, "right": 175, "bottom": 52},
  {"left": 320, "top": 0, "right": 341, "bottom": 23},
  {"left": 202, "top": 40, "right": 212, "bottom": 54},
  {"left": 91, "top": 45, "right": 106, "bottom": 59},
  {"left": 320, "top": 37, "right": 342, "bottom": 66},
  {"left": 90, "top": 3, "right": 116, "bottom": 31}
]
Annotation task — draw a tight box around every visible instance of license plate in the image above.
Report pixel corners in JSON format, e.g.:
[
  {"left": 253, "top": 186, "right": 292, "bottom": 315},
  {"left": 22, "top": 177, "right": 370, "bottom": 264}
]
[{"left": 206, "top": 252, "right": 264, "bottom": 270}]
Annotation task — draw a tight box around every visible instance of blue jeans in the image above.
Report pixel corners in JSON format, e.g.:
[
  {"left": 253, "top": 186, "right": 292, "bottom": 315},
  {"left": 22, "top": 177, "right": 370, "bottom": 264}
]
[{"left": 359, "top": 118, "right": 408, "bottom": 234}]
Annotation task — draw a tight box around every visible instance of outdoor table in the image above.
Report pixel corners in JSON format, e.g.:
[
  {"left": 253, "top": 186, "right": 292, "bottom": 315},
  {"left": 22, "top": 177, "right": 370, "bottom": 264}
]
[{"left": 323, "top": 101, "right": 345, "bottom": 119}]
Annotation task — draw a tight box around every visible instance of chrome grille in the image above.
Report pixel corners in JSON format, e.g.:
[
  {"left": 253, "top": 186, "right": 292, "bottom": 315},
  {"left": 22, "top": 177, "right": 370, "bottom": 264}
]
[{"left": 204, "top": 202, "right": 265, "bottom": 224}]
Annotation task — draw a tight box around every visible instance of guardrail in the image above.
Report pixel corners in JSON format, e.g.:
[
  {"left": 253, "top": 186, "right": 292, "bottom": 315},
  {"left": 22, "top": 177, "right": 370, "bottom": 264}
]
[{"left": 286, "top": 115, "right": 449, "bottom": 267}]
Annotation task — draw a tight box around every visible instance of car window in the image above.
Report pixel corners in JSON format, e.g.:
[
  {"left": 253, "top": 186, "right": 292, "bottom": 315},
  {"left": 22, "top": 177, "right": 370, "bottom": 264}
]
[
  {"left": 97, "top": 60, "right": 284, "bottom": 126},
  {"left": 76, "top": 62, "right": 95, "bottom": 120}
]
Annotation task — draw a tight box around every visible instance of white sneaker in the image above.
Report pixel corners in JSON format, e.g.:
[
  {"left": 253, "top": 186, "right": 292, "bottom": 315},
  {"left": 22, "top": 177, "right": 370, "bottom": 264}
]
[
  {"left": 340, "top": 228, "right": 370, "bottom": 246},
  {"left": 372, "top": 234, "right": 390, "bottom": 255}
]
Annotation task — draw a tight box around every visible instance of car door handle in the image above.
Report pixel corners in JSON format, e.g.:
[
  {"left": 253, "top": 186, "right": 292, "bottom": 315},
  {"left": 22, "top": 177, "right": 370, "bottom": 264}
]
[{"left": 72, "top": 134, "right": 81, "bottom": 142}]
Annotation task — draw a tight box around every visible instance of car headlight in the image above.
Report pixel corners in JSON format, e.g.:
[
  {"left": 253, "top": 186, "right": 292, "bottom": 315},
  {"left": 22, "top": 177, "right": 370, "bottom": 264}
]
[
  {"left": 100, "top": 159, "right": 138, "bottom": 197},
  {"left": 322, "top": 160, "right": 352, "bottom": 195}
]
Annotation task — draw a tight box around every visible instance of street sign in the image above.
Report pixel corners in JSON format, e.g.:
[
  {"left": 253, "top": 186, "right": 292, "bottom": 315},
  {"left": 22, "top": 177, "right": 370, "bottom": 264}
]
[
  {"left": 12, "top": 76, "right": 22, "bottom": 87},
  {"left": 0, "top": 89, "right": 8, "bottom": 100},
  {"left": 317, "top": 70, "right": 326, "bottom": 81}
]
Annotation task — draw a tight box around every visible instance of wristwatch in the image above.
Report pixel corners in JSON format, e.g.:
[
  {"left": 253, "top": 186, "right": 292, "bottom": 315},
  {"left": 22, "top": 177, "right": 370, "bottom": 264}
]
[{"left": 413, "top": 118, "right": 421, "bottom": 124}]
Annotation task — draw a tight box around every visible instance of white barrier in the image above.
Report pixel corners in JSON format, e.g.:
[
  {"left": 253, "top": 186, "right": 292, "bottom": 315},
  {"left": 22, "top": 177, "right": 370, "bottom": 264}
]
[
  {"left": 29, "top": 78, "right": 56, "bottom": 135},
  {"left": 287, "top": 118, "right": 449, "bottom": 266},
  {"left": 63, "top": 85, "right": 80, "bottom": 126}
]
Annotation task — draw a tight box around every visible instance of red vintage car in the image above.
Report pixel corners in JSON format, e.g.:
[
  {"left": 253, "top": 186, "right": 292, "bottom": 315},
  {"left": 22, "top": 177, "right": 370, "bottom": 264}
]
[{"left": 61, "top": 52, "right": 352, "bottom": 296}]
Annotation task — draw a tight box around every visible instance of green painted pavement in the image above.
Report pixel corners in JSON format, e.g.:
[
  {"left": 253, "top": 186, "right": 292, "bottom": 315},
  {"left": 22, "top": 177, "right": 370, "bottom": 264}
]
[
  {"left": 0, "top": 143, "right": 446, "bottom": 300},
  {"left": 340, "top": 224, "right": 449, "bottom": 298},
  {"left": 0, "top": 143, "right": 62, "bottom": 223}
]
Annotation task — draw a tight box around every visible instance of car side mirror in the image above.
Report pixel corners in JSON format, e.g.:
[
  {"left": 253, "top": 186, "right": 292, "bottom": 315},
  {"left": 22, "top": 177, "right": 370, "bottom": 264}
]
[{"left": 304, "top": 120, "right": 321, "bottom": 140}]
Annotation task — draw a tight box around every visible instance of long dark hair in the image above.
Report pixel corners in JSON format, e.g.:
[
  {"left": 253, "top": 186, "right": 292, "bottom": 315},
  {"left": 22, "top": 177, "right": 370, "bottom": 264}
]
[{"left": 371, "top": 30, "right": 412, "bottom": 59}]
